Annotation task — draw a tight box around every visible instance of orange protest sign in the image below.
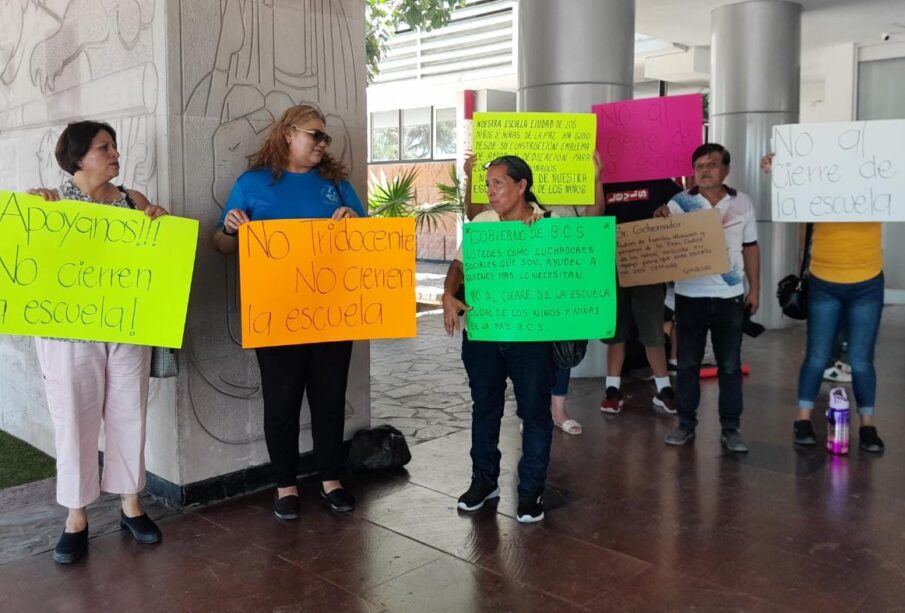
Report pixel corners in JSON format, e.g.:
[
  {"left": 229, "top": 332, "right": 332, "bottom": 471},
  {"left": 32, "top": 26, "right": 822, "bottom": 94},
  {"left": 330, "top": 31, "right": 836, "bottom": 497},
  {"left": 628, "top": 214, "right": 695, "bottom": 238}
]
[{"left": 238, "top": 217, "right": 416, "bottom": 348}]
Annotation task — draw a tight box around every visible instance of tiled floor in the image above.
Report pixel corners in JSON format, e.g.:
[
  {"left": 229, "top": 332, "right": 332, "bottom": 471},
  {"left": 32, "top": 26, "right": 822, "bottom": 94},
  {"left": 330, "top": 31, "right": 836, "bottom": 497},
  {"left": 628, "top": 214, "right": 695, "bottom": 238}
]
[{"left": 4, "top": 307, "right": 905, "bottom": 611}]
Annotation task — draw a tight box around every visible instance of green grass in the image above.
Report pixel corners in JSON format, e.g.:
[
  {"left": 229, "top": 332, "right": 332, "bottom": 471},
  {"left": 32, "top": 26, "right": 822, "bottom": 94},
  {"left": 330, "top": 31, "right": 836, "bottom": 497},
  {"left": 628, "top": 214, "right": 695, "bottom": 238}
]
[{"left": 0, "top": 430, "right": 56, "bottom": 490}]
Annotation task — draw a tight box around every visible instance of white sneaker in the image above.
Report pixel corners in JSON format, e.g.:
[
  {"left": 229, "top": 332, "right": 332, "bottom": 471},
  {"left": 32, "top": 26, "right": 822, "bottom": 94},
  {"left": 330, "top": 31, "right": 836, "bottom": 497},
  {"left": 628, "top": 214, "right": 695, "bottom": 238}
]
[{"left": 823, "top": 361, "right": 852, "bottom": 383}]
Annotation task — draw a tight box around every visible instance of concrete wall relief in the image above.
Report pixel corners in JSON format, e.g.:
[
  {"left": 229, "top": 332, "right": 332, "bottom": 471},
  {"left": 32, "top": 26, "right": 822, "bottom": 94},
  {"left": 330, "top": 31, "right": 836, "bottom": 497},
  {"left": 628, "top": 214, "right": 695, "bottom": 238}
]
[{"left": 178, "top": 0, "right": 368, "bottom": 472}]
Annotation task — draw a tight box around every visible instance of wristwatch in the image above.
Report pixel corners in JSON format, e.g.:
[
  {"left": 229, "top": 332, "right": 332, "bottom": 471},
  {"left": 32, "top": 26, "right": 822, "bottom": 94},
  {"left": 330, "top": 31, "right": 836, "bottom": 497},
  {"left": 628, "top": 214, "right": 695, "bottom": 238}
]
[{"left": 221, "top": 226, "right": 238, "bottom": 237}]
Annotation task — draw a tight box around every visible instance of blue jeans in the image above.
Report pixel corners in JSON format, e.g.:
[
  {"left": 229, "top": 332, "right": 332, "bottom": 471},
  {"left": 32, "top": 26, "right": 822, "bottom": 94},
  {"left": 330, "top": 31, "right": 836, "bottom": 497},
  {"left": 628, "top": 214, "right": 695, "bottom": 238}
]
[
  {"left": 797, "top": 272, "right": 883, "bottom": 416},
  {"left": 675, "top": 295, "right": 745, "bottom": 432},
  {"left": 552, "top": 367, "right": 570, "bottom": 397},
  {"left": 462, "top": 332, "right": 556, "bottom": 498}
]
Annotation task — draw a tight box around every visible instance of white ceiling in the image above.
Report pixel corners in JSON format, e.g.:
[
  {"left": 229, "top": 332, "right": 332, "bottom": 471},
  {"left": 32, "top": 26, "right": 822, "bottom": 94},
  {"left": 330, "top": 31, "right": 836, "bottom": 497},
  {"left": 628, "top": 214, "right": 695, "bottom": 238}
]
[{"left": 636, "top": 0, "right": 905, "bottom": 79}]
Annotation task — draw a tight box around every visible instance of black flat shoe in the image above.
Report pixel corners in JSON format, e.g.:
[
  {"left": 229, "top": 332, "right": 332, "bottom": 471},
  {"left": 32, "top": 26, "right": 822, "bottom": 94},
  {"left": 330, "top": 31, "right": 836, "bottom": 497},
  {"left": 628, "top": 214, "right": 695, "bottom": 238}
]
[
  {"left": 53, "top": 527, "right": 88, "bottom": 564},
  {"left": 273, "top": 494, "right": 300, "bottom": 520},
  {"left": 320, "top": 487, "right": 355, "bottom": 512},
  {"left": 120, "top": 512, "right": 162, "bottom": 544},
  {"left": 860, "top": 426, "right": 885, "bottom": 453},
  {"left": 793, "top": 420, "right": 818, "bottom": 446}
]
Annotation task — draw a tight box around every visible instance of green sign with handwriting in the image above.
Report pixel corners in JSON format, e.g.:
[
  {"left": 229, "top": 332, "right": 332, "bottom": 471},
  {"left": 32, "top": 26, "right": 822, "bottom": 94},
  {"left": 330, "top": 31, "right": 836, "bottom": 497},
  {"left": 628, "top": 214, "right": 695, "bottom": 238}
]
[{"left": 462, "top": 217, "right": 615, "bottom": 341}]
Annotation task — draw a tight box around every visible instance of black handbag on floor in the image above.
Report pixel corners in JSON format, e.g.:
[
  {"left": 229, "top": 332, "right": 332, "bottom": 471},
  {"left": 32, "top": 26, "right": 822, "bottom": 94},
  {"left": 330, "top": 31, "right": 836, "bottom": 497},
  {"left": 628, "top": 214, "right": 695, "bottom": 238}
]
[
  {"left": 346, "top": 425, "right": 411, "bottom": 471},
  {"left": 776, "top": 223, "right": 813, "bottom": 320}
]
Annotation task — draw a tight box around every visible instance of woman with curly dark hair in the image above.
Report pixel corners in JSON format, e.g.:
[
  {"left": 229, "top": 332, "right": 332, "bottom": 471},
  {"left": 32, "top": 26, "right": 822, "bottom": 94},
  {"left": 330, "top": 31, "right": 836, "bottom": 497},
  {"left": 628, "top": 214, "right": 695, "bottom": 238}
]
[{"left": 212, "top": 104, "right": 365, "bottom": 520}]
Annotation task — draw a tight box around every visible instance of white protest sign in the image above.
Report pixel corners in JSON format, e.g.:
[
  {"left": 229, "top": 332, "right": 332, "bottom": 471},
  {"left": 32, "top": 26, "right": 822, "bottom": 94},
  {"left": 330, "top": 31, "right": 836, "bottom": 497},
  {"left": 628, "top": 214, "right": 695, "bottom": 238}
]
[{"left": 771, "top": 120, "right": 905, "bottom": 222}]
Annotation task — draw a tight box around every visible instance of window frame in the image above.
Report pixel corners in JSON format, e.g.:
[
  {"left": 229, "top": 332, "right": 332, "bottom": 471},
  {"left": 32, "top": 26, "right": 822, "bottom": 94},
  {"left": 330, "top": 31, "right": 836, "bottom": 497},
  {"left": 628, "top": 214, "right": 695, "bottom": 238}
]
[{"left": 368, "top": 105, "right": 459, "bottom": 164}]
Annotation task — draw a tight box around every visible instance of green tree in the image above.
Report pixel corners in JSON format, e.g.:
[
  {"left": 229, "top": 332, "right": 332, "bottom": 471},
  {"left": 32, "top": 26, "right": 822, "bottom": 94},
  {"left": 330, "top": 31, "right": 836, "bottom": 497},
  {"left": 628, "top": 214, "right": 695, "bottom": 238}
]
[
  {"left": 368, "top": 164, "right": 466, "bottom": 233},
  {"left": 366, "top": 0, "right": 466, "bottom": 81}
]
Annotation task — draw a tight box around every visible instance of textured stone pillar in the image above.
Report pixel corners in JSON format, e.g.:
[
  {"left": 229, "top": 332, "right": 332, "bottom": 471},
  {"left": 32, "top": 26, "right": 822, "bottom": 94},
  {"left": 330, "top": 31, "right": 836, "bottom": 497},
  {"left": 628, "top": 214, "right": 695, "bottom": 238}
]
[
  {"left": 517, "top": 0, "right": 634, "bottom": 113},
  {"left": 517, "top": 0, "right": 635, "bottom": 377},
  {"left": 711, "top": 1, "right": 802, "bottom": 329},
  {"left": 0, "top": 0, "right": 369, "bottom": 506}
]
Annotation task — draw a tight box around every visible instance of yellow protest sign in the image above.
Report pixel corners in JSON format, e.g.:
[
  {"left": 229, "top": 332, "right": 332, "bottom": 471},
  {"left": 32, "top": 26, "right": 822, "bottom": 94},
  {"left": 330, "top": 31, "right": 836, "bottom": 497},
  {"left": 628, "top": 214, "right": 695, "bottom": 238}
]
[
  {"left": 0, "top": 191, "right": 198, "bottom": 348},
  {"left": 238, "top": 217, "right": 417, "bottom": 348},
  {"left": 472, "top": 112, "right": 598, "bottom": 205}
]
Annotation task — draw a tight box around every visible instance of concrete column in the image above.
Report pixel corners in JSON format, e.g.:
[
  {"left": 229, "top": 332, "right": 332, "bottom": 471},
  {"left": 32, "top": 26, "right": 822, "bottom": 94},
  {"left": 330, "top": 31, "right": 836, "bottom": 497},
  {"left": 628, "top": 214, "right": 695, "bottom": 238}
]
[
  {"left": 711, "top": 1, "right": 802, "bottom": 329},
  {"left": 517, "top": 0, "right": 635, "bottom": 377},
  {"left": 518, "top": 0, "right": 634, "bottom": 113}
]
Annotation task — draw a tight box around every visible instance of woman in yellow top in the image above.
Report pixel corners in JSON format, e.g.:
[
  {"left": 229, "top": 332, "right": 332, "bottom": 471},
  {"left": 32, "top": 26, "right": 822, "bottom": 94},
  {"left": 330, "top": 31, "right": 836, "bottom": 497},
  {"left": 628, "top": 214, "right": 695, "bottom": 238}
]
[
  {"left": 763, "top": 154, "right": 885, "bottom": 452},
  {"left": 796, "top": 222, "right": 884, "bottom": 451}
]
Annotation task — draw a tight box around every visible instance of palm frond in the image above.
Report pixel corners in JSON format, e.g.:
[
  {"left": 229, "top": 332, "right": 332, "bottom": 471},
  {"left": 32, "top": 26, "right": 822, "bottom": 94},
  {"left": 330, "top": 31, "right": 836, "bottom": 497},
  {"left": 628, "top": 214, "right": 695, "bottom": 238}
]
[
  {"left": 414, "top": 201, "right": 461, "bottom": 232},
  {"left": 367, "top": 166, "right": 419, "bottom": 218},
  {"left": 414, "top": 163, "right": 465, "bottom": 231}
]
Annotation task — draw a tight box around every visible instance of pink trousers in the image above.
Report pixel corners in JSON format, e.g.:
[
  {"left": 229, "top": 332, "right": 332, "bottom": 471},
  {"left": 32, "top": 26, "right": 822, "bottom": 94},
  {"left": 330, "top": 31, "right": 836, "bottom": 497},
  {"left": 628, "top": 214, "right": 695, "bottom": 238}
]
[{"left": 34, "top": 339, "right": 151, "bottom": 509}]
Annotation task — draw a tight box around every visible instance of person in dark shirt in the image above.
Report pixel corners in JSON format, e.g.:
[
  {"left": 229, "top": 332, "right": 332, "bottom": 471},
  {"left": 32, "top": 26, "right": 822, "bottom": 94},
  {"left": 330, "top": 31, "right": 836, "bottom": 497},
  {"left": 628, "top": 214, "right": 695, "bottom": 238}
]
[{"left": 585, "top": 177, "right": 682, "bottom": 415}]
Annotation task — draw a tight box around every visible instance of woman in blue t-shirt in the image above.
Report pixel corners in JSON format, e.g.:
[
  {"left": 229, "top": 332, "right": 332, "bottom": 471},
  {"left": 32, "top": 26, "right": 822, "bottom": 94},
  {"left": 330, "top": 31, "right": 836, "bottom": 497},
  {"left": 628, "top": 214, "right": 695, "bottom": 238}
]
[{"left": 213, "top": 104, "right": 365, "bottom": 520}]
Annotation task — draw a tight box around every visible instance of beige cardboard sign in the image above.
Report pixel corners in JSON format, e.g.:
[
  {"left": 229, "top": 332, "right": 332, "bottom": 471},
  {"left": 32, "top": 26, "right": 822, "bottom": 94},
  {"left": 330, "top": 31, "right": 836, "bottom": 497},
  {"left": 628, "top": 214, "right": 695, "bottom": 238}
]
[{"left": 616, "top": 209, "right": 730, "bottom": 287}]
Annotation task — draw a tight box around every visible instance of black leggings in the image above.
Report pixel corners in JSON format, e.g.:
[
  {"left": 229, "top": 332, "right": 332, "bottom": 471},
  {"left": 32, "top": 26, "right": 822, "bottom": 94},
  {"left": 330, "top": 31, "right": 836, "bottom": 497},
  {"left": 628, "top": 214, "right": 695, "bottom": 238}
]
[{"left": 255, "top": 341, "right": 353, "bottom": 487}]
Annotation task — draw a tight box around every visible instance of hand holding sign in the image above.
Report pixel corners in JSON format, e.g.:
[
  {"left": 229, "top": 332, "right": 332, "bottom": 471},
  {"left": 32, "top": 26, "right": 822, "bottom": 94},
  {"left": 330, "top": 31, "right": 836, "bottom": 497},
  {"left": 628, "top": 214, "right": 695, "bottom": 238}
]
[
  {"left": 26, "top": 187, "right": 61, "bottom": 201},
  {"left": 223, "top": 208, "right": 250, "bottom": 234}
]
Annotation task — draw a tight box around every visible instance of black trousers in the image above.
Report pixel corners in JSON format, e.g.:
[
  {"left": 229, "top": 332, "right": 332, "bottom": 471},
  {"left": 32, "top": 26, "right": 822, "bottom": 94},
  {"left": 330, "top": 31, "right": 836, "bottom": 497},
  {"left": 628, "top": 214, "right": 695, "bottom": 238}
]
[
  {"left": 675, "top": 295, "right": 745, "bottom": 433},
  {"left": 255, "top": 341, "right": 353, "bottom": 487}
]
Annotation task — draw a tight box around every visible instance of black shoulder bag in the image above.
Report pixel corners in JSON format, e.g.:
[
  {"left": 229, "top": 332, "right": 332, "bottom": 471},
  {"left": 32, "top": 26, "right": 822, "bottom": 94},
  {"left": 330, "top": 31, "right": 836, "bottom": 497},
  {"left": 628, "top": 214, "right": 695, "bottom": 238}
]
[
  {"left": 776, "top": 223, "right": 813, "bottom": 320},
  {"left": 119, "top": 186, "right": 179, "bottom": 377}
]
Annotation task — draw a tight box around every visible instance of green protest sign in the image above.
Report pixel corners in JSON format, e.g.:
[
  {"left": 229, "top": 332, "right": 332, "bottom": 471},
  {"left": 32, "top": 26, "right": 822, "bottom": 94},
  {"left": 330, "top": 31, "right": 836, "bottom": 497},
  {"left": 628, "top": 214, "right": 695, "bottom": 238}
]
[
  {"left": 472, "top": 112, "right": 598, "bottom": 205},
  {"left": 0, "top": 191, "right": 198, "bottom": 348},
  {"left": 462, "top": 217, "right": 615, "bottom": 341}
]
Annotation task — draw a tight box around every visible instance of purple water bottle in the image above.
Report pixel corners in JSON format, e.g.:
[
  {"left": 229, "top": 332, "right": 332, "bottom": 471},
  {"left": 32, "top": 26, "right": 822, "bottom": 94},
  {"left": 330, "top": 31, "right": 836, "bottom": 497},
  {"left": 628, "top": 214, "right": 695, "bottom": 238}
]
[{"left": 826, "top": 387, "right": 850, "bottom": 455}]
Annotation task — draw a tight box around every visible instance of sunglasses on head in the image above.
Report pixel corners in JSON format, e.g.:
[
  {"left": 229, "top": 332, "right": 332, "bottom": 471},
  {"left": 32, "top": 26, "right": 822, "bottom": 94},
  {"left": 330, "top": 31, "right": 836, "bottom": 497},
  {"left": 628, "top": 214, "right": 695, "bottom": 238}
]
[
  {"left": 483, "top": 155, "right": 521, "bottom": 170},
  {"left": 291, "top": 126, "right": 333, "bottom": 145}
]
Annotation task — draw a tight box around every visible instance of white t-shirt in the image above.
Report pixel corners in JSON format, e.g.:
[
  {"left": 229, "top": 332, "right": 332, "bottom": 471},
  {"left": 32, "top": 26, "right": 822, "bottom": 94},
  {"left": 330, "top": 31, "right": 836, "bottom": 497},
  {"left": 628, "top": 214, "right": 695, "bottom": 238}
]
[{"left": 667, "top": 187, "right": 758, "bottom": 299}]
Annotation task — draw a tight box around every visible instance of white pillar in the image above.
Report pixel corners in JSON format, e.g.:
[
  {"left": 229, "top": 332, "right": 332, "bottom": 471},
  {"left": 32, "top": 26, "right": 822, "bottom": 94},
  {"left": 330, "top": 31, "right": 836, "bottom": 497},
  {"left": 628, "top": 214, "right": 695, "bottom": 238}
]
[
  {"left": 518, "top": 0, "right": 636, "bottom": 377},
  {"left": 711, "top": 1, "right": 803, "bottom": 329}
]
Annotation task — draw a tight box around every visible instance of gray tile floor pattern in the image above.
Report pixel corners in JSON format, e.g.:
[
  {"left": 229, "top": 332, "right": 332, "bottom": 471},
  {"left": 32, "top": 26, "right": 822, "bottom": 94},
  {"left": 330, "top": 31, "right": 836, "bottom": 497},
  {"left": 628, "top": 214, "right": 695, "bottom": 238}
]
[
  {"left": 376, "top": 261, "right": 503, "bottom": 443},
  {"left": 370, "top": 309, "right": 605, "bottom": 444},
  {"left": 0, "top": 263, "right": 608, "bottom": 566},
  {"left": 371, "top": 310, "right": 498, "bottom": 443},
  {"left": 0, "top": 478, "right": 169, "bottom": 566},
  {"left": 414, "top": 260, "right": 448, "bottom": 304}
]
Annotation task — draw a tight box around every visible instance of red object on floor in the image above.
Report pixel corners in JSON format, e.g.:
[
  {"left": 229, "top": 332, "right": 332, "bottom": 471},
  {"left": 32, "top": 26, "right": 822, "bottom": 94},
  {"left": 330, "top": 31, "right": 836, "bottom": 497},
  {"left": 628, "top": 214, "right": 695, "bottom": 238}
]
[{"left": 700, "top": 364, "right": 750, "bottom": 378}]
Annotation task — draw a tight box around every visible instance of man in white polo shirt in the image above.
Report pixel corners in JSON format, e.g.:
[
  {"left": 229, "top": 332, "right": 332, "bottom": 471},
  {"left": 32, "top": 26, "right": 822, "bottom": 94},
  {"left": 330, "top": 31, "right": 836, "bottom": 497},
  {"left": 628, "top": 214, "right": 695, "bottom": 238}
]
[{"left": 654, "top": 143, "right": 761, "bottom": 452}]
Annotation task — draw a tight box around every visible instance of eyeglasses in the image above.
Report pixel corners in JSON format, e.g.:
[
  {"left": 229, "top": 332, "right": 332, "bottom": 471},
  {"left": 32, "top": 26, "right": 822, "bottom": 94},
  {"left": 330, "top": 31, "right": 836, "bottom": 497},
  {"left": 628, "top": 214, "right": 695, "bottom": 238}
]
[
  {"left": 693, "top": 161, "right": 724, "bottom": 172},
  {"left": 290, "top": 126, "right": 333, "bottom": 145}
]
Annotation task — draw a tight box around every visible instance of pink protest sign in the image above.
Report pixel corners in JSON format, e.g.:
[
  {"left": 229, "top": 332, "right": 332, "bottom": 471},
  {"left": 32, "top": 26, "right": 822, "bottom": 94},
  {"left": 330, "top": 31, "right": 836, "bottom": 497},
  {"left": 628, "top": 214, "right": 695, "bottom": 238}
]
[{"left": 593, "top": 94, "right": 703, "bottom": 184}]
